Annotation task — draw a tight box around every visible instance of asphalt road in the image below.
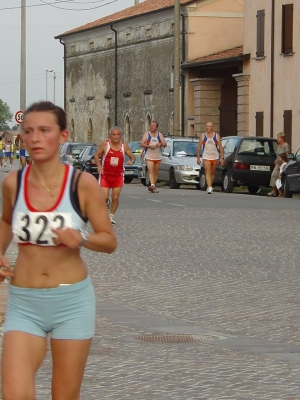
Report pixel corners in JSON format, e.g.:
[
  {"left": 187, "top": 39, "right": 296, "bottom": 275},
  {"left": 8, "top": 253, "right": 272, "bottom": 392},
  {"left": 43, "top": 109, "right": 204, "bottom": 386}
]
[{"left": 1, "top": 171, "right": 300, "bottom": 399}]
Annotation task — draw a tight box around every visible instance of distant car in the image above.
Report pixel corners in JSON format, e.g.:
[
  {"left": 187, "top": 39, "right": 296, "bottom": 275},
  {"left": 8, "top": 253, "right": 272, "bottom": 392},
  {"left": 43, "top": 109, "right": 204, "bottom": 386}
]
[
  {"left": 198, "top": 136, "right": 278, "bottom": 194},
  {"left": 73, "top": 145, "right": 99, "bottom": 178},
  {"left": 282, "top": 149, "right": 300, "bottom": 198},
  {"left": 59, "top": 142, "right": 95, "bottom": 165},
  {"left": 139, "top": 137, "right": 200, "bottom": 189},
  {"left": 124, "top": 141, "right": 143, "bottom": 184}
]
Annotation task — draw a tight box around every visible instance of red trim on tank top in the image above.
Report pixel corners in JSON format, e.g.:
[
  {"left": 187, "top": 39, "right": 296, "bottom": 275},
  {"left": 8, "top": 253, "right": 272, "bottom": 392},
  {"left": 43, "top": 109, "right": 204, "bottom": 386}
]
[{"left": 24, "top": 164, "right": 69, "bottom": 212}]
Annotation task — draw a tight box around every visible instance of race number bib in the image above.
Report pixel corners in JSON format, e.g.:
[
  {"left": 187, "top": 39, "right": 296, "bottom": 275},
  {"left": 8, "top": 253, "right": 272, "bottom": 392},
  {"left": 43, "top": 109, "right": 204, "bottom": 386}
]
[
  {"left": 25, "top": 149, "right": 29, "bottom": 157},
  {"left": 110, "top": 157, "right": 119, "bottom": 166},
  {"left": 13, "top": 212, "right": 73, "bottom": 246}
]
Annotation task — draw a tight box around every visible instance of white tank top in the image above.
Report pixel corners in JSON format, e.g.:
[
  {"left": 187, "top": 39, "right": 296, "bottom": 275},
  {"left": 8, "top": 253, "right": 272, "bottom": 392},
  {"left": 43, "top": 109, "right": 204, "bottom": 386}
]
[
  {"left": 202, "top": 134, "right": 219, "bottom": 160},
  {"left": 12, "top": 165, "right": 87, "bottom": 246}
]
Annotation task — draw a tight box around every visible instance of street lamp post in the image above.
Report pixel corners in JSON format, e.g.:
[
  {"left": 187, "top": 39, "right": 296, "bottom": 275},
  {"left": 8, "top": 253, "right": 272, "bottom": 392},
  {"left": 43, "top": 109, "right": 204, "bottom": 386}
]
[
  {"left": 53, "top": 72, "right": 56, "bottom": 104},
  {"left": 46, "top": 69, "right": 53, "bottom": 101}
]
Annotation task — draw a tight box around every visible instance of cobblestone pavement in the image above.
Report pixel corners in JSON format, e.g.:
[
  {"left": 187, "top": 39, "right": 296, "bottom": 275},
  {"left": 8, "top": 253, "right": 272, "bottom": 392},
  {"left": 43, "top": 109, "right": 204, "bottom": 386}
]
[{"left": 1, "top": 182, "right": 300, "bottom": 399}]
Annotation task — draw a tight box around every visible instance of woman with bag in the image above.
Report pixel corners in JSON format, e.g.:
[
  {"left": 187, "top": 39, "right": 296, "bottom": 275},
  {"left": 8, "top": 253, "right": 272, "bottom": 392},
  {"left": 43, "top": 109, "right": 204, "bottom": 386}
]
[{"left": 267, "top": 132, "right": 290, "bottom": 197}]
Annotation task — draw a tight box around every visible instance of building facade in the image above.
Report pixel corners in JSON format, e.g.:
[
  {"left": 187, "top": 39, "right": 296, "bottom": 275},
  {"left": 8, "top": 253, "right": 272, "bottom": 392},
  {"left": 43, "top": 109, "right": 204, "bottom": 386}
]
[
  {"left": 243, "top": 0, "right": 300, "bottom": 150},
  {"left": 56, "top": 0, "right": 244, "bottom": 143}
]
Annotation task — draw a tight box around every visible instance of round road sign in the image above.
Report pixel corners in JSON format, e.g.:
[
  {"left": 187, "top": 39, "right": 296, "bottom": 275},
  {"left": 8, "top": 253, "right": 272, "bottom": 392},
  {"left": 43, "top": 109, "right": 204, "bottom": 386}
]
[{"left": 15, "top": 110, "right": 24, "bottom": 124}]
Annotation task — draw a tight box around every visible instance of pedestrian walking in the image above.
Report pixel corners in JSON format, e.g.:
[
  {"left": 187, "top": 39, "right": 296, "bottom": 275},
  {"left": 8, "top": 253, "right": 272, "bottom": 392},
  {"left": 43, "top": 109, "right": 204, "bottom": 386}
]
[
  {"left": 15, "top": 131, "right": 32, "bottom": 167},
  {"left": 94, "top": 126, "right": 135, "bottom": 225},
  {"left": 267, "top": 132, "right": 290, "bottom": 197},
  {"left": 0, "top": 136, "right": 5, "bottom": 169},
  {"left": 275, "top": 153, "right": 288, "bottom": 197},
  {"left": 140, "top": 121, "right": 167, "bottom": 193},
  {"left": 0, "top": 101, "right": 117, "bottom": 400},
  {"left": 4, "top": 139, "right": 13, "bottom": 167},
  {"left": 197, "top": 122, "right": 224, "bottom": 194}
]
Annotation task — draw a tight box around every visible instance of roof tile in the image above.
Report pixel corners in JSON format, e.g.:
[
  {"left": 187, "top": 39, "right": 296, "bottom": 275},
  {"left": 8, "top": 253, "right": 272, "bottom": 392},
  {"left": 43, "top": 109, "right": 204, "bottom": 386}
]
[{"left": 57, "top": 0, "right": 193, "bottom": 37}]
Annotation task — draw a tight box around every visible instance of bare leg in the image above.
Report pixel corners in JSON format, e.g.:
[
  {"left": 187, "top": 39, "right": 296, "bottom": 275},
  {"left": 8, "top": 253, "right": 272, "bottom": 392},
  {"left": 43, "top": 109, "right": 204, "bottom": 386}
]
[
  {"left": 20, "top": 156, "right": 26, "bottom": 168},
  {"left": 153, "top": 162, "right": 160, "bottom": 186},
  {"left": 110, "top": 186, "right": 122, "bottom": 215},
  {"left": 146, "top": 160, "right": 155, "bottom": 185},
  {"left": 1, "top": 331, "right": 47, "bottom": 399},
  {"left": 203, "top": 160, "right": 213, "bottom": 187},
  {"left": 51, "top": 338, "right": 92, "bottom": 400}
]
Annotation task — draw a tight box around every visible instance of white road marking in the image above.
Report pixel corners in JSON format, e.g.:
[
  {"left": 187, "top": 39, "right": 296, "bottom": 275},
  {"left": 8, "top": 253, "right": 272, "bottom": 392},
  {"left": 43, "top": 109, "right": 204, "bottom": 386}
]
[
  {"left": 146, "top": 199, "right": 163, "bottom": 203},
  {"left": 169, "top": 203, "right": 185, "bottom": 207}
]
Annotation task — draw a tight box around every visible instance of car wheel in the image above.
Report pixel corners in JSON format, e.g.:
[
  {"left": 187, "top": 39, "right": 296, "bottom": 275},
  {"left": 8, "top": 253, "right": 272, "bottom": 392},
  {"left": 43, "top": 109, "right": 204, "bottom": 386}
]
[
  {"left": 124, "top": 176, "right": 133, "bottom": 184},
  {"left": 248, "top": 185, "right": 259, "bottom": 195},
  {"left": 140, "top": 178, "right": 147, "bottom": 186},
  {"left": 284, "top": 179, "right": 293, "bottom": 198},
  {"left": 222, "top": 172, "right": 234, "bottom": 193},
  {"left": 199, "top": 171, "right": 207, "bottom": 191},
  {"left": 169, "top": 169, "right": 180, "bottom": 189}
]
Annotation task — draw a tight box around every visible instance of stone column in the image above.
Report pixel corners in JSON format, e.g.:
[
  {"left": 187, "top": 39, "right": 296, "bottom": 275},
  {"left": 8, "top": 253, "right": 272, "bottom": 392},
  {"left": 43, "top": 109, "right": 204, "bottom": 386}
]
[
  {"left": 190, "top": 78, "right": 224, "bottom": 136},
  {"left": 233, "top": 73, "right": 250, "bottom": 136}
]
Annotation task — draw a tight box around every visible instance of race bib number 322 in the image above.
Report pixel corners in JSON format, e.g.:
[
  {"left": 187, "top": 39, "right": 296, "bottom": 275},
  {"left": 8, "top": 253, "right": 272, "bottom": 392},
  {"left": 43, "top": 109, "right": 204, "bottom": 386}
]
[{"left": 13, "top": 211, "right": 73, "bottom": 246}]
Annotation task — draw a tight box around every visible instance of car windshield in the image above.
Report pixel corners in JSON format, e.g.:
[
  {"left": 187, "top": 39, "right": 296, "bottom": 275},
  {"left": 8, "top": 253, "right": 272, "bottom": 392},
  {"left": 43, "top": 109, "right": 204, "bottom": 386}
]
[
  {"left": 71, "top": 144, "right": 90, "bottom": 155},
  {"left": 237, "top": 139, "right": 278, "bottom": 156},
  {"left": 124, "top": 154, "right": 140, "bottom": 164},
  {"left": 173, "top": 141, "right": 198, "bottom": 156},
  {"left": 129, "top": 142, "right": 143, "bottom": 153}
]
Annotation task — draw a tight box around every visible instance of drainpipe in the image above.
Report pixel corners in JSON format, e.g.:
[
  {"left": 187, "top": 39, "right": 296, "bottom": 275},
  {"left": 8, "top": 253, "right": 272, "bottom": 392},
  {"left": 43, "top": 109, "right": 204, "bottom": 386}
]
[
  {"left": 59, "top": 39, "right": 66, "bottom": 110},
  {"left": 111, "top": 25, "right": 118, "bottom": 126},
  {"left": 270, "top": 0, "right": 275, "bottom": 137},
  {"left": 181, "top": 14, "right": 186, "bottom": 136}
]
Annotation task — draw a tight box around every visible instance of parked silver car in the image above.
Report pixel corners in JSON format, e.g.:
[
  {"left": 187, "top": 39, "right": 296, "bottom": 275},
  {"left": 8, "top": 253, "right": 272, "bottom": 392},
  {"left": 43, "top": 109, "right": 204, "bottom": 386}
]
[
  {"left": 59, "top": 142, "right": 95, "bottom": 165},
  {"left": 139, "top": 137, "right": 200, "bottom": 189}
]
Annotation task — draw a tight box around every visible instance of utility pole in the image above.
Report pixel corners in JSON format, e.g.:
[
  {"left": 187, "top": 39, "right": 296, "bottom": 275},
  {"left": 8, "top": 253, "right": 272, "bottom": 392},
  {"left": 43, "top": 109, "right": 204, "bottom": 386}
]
[
  {"left": 53, "top": 72, "right": 56, "bottom": 104},
  {"left": 20, "top": 0, "right": 26, "bottom": 113},
  {"left": 174, "top": 0, "right": 181, "bottom": 136}
]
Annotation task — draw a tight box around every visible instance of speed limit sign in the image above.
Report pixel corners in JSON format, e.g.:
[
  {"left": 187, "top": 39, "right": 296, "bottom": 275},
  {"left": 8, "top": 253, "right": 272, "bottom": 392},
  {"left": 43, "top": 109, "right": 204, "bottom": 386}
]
[{"left": 15, "top": 110, "right": 24, "bottom": 124}]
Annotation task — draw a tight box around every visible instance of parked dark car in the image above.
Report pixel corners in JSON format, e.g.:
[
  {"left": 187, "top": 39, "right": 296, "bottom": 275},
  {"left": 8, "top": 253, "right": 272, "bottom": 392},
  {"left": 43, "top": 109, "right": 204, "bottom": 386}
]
[
  {"left": 282, "top": 149, "right": 300, "bottom": 198},
  {"left": 124, "top": 141, "right": 143, "bottom": 183},
  {"left": 73, "top": 145, "right": 99, "bottom": 178},
  {"left": 199, "top": 136, "right": 278, "bottom": 194},
  {"left": 59, "top": 142, "right": 95, "bottom": 165}
]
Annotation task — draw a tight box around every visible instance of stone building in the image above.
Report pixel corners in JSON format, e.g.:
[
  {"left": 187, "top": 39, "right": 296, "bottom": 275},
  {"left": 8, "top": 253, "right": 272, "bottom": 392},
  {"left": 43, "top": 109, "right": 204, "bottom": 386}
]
[
  {"left": 56, "top": 0, "right": 244, "bottom": 143},
  {"left": 243, "top": 1, "right": 300, "bottom": 150}
]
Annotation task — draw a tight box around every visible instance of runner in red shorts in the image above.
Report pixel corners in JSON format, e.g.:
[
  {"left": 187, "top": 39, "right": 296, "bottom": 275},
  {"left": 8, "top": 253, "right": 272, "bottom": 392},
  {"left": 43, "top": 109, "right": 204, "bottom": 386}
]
[{"left": 94, "top": 127, "right": 135, "bottom": 224}]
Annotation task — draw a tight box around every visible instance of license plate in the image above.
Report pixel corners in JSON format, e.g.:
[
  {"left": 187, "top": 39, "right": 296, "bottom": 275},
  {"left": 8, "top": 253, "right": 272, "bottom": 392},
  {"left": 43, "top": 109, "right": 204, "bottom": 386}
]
[
  {"left": 124, "top": 170, "right": 134, "bottom": 175},
  {"left": 250, "top": 165, "right": 270, "bottom": 171}
]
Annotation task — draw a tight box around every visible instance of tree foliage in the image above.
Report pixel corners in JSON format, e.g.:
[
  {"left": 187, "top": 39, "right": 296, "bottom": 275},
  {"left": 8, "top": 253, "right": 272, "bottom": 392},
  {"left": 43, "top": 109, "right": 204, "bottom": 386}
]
[{"left": 0, "top": 99, "right": 13, "bottom": 131}]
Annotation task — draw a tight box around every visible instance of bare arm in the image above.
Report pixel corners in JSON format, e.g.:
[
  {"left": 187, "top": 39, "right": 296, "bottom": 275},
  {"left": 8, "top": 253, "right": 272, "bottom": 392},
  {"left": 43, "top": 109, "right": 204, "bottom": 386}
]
[
  {"left": 124, "top": 144, "right": 135, "bottom": 164},
  {"left": 0, "top": 173, "right": 17, "bottom": 281},
  {"left": 197, "top": 133, "right": 203, "bottom": 164},
  {"left": 140, "top": 132, "right": 149, "bottom": 149},
  {"left": 94, "top": 142, "right": 106, "bottom": 173},
  {"left": 52, "top": 172, "right": 117, "bottom": 253},
  {"left": 159, "top": 133, "right": 167, "bottom": 148}
]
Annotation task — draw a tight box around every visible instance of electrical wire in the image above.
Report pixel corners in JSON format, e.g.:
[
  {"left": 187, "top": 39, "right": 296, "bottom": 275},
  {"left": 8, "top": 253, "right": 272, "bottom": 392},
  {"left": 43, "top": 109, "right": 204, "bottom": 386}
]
[{"left": 0, "top": 0, "right": 121, "bottom": 11}]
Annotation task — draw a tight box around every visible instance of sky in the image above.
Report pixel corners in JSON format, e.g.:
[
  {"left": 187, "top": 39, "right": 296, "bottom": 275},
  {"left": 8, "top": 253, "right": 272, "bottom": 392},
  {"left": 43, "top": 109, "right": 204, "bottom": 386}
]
[{"left": 0, "top": 0, "right": 142, "bottom": 127}]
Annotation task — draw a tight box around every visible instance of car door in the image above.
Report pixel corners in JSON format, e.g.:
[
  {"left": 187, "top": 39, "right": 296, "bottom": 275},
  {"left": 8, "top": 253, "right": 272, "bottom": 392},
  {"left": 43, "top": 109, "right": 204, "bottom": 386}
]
[{"left": 159, "top": 140, "right": 172, "bottom": 181}]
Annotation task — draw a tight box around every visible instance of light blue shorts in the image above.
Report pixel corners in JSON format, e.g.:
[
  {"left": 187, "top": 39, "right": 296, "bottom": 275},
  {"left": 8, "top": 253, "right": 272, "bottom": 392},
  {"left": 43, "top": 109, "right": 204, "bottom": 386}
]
[{"left": 4, "top": 276, "right": 95, "bottom": 339}]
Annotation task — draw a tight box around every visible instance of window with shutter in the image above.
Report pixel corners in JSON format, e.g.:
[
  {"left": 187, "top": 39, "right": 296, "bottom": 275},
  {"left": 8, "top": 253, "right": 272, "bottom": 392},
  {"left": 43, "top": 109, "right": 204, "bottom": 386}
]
[
  {"left": 256, "top": 10, "right": 265, "bottom": 58},
  {"left": 283, "top": 110, "right": 292, "bottom": 148},
  {"left": 282, "top": 4, "right": 293, "bottom": 54},
  {"left": 255, "top": 112, "right": 264, "bottom": 136}
]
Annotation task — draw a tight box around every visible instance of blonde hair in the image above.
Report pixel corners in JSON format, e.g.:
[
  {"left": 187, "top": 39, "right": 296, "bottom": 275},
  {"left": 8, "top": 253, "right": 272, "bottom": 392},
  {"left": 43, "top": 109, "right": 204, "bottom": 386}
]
[{"left": 277, "top": 132, "right": 286, "bottom": 140}]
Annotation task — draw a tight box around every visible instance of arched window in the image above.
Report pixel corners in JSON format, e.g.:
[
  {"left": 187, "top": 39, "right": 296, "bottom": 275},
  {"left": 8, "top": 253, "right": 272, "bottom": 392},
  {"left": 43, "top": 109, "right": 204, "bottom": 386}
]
[
  {"left": 124, "top": 115, "right": 130, "bottom": 142},
  {"left": 145, "top": 114, "right": 151, "bottom": 132},
  {"left": 87, "top": 118, "right": 93, "bottom": 142},
  {"left": 169, "top": 112, "right": 174, "bottom": 136},
  {"left": 106, "top": 117, "right": 111, "bottom": 137},
  {"left": 70, "top": 119, "right": 75, "bottom": 141}
]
